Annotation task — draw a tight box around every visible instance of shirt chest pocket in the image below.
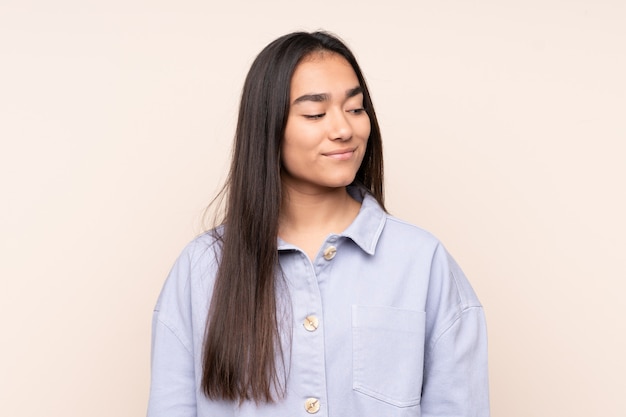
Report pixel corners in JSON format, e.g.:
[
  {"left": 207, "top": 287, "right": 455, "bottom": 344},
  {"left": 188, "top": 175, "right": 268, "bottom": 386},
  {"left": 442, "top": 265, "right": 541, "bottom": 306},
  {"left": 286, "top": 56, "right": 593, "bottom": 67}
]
[{"left": 352, "top": 305, "right": 425, "bottom": 408}]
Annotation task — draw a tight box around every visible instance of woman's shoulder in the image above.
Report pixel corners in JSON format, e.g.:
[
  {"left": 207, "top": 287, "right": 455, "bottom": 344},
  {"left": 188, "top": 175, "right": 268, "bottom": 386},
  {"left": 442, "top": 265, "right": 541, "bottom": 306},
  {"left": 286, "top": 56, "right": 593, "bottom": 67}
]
[
  {"left": 380, "top": 213, "right": 442, "bottom": 249},
  {"left": 354, "top": 190, "right": 442, "bottom": 254},
  {"left": 176, "top": 227, "right": 224, "bottom": 266},
  {"left": 154, "top": 229, "right": 223, "bottom": 314},
  {"left": 161, "top": 228, "right": 223, "bottom": 289}
]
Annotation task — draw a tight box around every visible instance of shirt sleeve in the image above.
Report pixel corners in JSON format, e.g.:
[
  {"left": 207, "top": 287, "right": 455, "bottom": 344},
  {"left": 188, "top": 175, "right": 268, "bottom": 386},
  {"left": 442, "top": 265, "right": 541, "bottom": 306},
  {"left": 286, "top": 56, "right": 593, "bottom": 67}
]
[
  {"left": 420, "top": 306, "right": 490, "bottom": 416},
  {"left": 147, "top": 245, "right": 199, "bottom": 417},
  {"left": 147, "top": 314, "right": 197, "bottom": 417},
  {"left": 420, "top": 244, "right": 490, "bottom": 417}
]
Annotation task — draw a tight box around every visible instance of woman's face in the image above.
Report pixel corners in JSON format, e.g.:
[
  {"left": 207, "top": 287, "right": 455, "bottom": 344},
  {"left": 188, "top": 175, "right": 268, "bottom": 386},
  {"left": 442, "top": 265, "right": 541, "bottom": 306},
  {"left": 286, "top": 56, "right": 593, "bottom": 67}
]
[{"left": 281, "top": 52, "right": 370, "bottom": 194}]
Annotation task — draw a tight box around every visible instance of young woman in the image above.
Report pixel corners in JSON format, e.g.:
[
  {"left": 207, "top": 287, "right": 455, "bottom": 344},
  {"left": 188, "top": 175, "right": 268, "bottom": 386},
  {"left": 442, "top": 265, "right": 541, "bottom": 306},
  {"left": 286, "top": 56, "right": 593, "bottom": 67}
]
[{"left": 147, "top": 31, "right": 490, "bottom": 417}]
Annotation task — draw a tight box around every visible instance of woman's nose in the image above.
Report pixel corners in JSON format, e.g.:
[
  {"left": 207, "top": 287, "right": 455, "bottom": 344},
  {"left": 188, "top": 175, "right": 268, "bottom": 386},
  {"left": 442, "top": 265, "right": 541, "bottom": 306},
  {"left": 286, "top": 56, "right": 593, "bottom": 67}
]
[{"left": 328, "top": 110, "right": 353, "bottom": 141}]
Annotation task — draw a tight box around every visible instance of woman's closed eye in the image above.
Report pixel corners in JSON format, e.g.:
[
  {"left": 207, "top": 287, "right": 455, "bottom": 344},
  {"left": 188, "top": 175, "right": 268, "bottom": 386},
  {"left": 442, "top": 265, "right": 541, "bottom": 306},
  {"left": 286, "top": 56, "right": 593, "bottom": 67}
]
[
  {"left": 303, "top": 113, "right": 325, "bottom": 120},
  {"left": 347, "top": 108, "right": 366, "bottom": 115}
]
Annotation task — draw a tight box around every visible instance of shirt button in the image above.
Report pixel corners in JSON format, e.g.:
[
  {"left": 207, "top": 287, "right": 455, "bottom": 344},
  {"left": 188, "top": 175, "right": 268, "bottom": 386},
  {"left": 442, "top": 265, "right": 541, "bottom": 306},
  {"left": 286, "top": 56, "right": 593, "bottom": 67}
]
[
  {"left": 323, "top": 245, "right": 337, "bottom": 261},
  {"left": 303, "top": 315, "right": 319, "bottom": 331},
  {"left": 305, "top": 397, "right": 320, "bottom": 414}
]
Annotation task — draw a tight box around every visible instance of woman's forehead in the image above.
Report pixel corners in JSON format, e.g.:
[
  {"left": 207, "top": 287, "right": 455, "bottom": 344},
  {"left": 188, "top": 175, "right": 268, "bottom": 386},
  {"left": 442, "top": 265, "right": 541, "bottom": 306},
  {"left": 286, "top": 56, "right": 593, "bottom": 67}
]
[{"left": 290, "top": 53, "right": 359, "bottom": 97}]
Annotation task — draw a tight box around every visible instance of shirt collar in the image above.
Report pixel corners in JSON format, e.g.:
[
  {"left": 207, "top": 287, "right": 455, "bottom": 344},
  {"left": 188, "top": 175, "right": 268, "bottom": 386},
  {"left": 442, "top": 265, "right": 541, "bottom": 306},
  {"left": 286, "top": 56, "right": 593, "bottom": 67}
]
[
  {"left": 342, "top": 186, "right": 386, "bottom": 255},
  {"left": 277, "top": 186, "right": 387, "bottom": 256}
]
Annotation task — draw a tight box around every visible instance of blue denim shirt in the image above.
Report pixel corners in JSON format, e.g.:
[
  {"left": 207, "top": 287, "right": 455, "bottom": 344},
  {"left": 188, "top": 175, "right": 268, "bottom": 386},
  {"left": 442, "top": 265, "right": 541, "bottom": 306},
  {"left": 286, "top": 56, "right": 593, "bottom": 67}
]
[{"left": 148, "top": 188, "right": 490, "bottom": 416}]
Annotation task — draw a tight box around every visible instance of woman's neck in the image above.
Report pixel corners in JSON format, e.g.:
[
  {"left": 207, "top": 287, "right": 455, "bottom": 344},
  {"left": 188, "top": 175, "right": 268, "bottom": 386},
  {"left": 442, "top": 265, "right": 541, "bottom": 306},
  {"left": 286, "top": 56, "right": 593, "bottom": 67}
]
[{"left": 279, "top": 185, "right": 361, "bottom": 260}]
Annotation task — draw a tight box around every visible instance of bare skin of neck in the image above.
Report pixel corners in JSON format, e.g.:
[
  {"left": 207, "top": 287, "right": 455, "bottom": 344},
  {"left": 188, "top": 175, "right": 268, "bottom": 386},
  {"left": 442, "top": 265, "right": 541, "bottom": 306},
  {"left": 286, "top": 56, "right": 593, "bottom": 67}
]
[{"left": 279, "top": 185, "right": 361, "bottom": 261}]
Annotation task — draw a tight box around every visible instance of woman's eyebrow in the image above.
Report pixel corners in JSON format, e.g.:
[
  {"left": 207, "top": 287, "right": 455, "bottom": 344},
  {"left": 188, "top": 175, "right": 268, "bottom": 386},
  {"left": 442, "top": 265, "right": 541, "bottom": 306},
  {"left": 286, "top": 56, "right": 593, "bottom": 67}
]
[
  {"left": 292, "top": 86, "right": 363, "bottom": 105},
  {"left": 346, "top": 86, "right": 363, "bottom": 98},
  {"left": 292, "top": 93, "right": 329, "bottom": 105}
]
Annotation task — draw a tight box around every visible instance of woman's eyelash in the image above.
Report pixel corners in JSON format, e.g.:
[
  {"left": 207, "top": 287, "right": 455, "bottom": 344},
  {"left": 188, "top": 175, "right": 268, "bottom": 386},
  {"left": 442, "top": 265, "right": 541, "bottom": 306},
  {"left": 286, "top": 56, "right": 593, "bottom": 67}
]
[
  {"left": 348, "top": 108, "right": 365, "bottom": 114},
  {"left": 303, "top": 108, "right": 365, "bottom": 119}
]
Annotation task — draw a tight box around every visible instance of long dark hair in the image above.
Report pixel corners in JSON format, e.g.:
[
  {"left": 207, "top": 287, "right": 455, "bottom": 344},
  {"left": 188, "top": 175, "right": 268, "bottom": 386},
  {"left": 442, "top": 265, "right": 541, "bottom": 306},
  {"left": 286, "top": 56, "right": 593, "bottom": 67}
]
[{"left": 201, "top": 31, "right": 385, "bottom": 403}]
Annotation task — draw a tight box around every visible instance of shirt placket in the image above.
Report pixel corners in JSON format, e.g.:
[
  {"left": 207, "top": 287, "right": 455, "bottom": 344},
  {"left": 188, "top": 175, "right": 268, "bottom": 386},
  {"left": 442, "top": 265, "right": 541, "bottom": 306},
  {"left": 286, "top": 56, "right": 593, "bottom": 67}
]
[{"left": 286, "top": 237, "right": 340, "bottom": 416}]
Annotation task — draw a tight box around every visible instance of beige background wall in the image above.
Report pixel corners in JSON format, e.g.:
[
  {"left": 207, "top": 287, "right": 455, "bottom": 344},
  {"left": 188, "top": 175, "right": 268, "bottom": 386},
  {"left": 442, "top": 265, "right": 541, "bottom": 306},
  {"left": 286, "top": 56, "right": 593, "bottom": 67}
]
[{"left": 1, "top": 1, "right": 624, "bottom": 416}]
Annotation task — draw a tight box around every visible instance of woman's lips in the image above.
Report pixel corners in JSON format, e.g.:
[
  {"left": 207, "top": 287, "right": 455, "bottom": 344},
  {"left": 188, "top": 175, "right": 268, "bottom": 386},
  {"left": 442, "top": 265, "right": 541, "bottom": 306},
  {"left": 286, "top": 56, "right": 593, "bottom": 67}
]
[{"left": 323, "top": 148, "right": 356, "bottom": 160}]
